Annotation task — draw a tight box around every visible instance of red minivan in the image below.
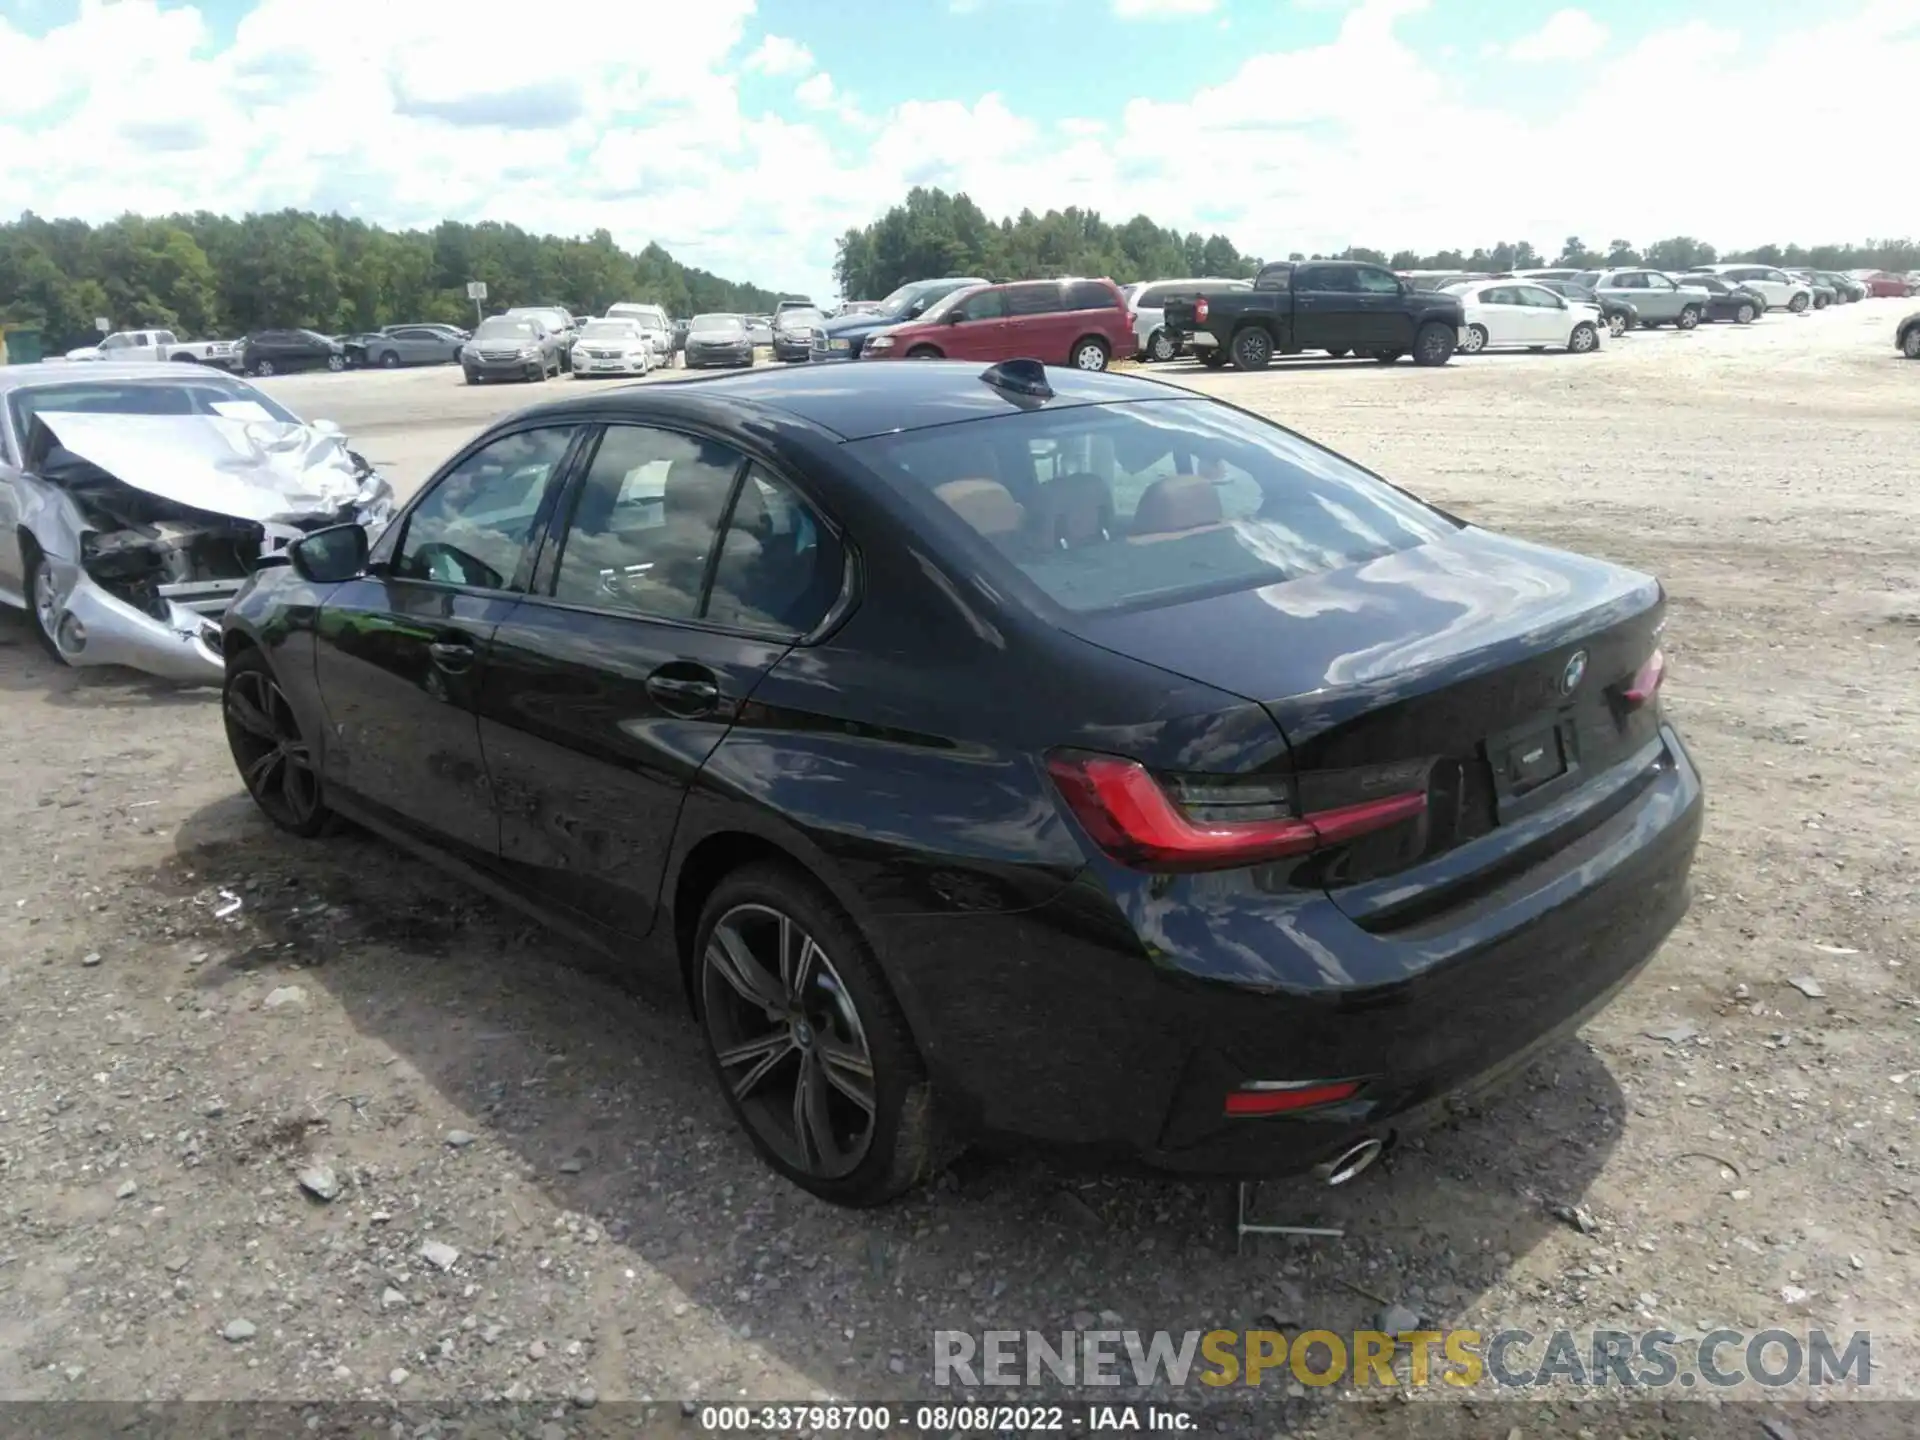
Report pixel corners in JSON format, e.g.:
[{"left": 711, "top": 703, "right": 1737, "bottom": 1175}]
[{"left": 859, "top": 278, "right": 1134, "bottom": 371}]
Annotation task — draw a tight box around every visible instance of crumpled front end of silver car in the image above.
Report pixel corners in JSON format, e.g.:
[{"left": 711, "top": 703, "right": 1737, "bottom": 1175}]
[{"left": 28, "top": 412, "right": 393, "bottom": 684}]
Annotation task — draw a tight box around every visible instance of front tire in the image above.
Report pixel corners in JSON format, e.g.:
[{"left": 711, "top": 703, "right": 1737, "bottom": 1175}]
[
  {"left": 223, "top": 650, "right": 331, "bottom": 838},
  {"left": 905, "top": 345, "right": 943, "bottom": 360},
  {"left": 326, "top": 354, "right": 346, "bottom": 371},
  {"left": 1736, "top": 303, "right": 1756, "bottom": 325},
  {"left": 1813, "top": 293, "right": 1829, "bottom": 310},
  {"left": 1372, "top": 349, "right": 1404, "bottom": 363},
  {"left": 1676, "top": 306, "right": 1701, "bottom": 330},
  {"left": 1148, "top": 329, "right": 1178, "bottom": 363},
  {"left": 1788, "top": 292, "right": 1810, "bottom": 313},
  {"left": 1198, "top": 348, "right": 1228, "bottom": 369},
  {"left": 1459, "top": 325, "right": 1488, "bottom": 354},
  {"left": 1902, "top": 327, "right": 1920, "bottom": 359},
  {"left": 1568, "top": 321, "right": 1598, "bottom": 354},
  {"left": 1324, "top": 347, "right": 1350, "bottom": 358},
  {"left": 1606, "top": 313, "right": 1627, "bottom": 338},
  {"left": 1230, "top": 326, "right": 1274, "bottom": 370},
  {"left": 250, "top": 358, "right": 275, "bottom": 377},
  {"left": 1070, "top": 336, "right": 1110, "bottom": 371},
  {"left": 1412, "top": 321, "right": 1456, "bottom": 366},
  {"left": 694, "top": 863, "right": 949, "bottom": 1206},
  {"left": 23, "top": 545, "right": 71, "bottom": 667}
]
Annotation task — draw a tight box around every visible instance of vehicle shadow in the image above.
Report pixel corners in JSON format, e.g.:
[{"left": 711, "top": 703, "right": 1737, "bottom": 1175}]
[
  {"left": 0, "top": 610, "right": 218, "bottom": 707},
  {"left": 144, "top": 794, "right": 1630, "bottom": 1403}
]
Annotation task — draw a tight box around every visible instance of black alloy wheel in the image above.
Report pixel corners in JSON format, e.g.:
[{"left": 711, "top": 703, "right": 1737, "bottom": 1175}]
[
  {"left": 695, "top": 865, "right": 948, "bottom": 1204},
  {"left": 1231, "top": 326, "right": 1273, "bottom": 370},
  {"left": 1412, "top": 322, "right": 1456, "bottom": 365},
  {"left": 224, "top": 656, "right": 329, "bottom": 836}
]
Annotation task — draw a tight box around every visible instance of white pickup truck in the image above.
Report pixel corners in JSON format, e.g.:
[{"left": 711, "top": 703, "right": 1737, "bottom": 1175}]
[{"left": 63, "top": 329, "right": 240, "bottom": 368}]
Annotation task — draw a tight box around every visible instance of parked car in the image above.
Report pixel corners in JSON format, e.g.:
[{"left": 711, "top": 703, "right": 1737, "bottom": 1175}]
[
  {"left": 353, "top": 324, "right": 467, "bottom": 368},
  {"left": 218, "top": 357, "right": 1701, "bottom": 1205},
  {"left": 1535, "top": 281, "right": 1638, "bottom": 338},
  {"left": 1163, "top": 260, "right": 1463, "bottom": 368},
  {"left": 835, "top": 301, "right": 884, "bottom": 318},
  {"left": 1861, "top": 270, "right": 1919, "bottom": 298},
  {"left": 746, "top": 316, "right": 774, "bottom": 348},
  {"left": 236, "top": 329, "right": 347, "bottom": 376},
  {"left": 63, "top": 329, "right": 240, "bottom": 368},
  {"left": 774, "top": 298, "right": 817, "bottom": 319},
  {"left": 1668, "top": 274, "right": 1765, "bottom": 325},
  {"left": 1443, "top": 280, "right": 1603, "bottom": 355},
  {"left": 1513, "top": 269, "right": 1583, "bottom": 284},
  {"left": 504, "top": 307, "right": 578, "bottom": 361},
  {"left": 1798, "top": 270, "right": 1865, "bottom": 302},
  {"left": 810, "top": 277, "right": 992, "bottom": 361},
  {"left": 684, "top": 314, "right": 755, "bottom": 369},
  {"left": 1, "top": 363, "right": 391, "bottom": 683},
  {"left": 1899, "top": 310, "right": 1920, "bottom": 359},
  {"left": 1573, "top": 271, "right": 1711, "bottom": 329},
  {"left": 1128, "top": 278, "right": 1253, "bottom": 362},
  {"left": 860, "top": 278, "right": 1133, "bottom": 372},
  {"left": 570, "top": 319, "right": 655, "bottom": 379},
  {"left": 606, "top": 304, "right": 673, "bottom": 362},
  {"left": 460, "top": 316, "right": 565, "bottom": 384},
  {"left": 772, "top": 307, "right": 826, "bottom": 363},
  {"left": 1682, "top": 265, "right": 1812, "bottom": 313}
]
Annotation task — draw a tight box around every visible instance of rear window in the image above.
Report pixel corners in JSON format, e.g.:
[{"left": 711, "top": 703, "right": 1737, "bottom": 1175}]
[
  {"left": 1064, "top": 281, "right": 1120, "bottom": 311},
  {"left": 848, "top": 399, "right": 1457, "bottom": 615}
]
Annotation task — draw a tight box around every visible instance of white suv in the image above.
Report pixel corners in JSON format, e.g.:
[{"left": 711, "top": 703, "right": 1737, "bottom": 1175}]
[
  {"left": 1128, "top": 278, "right": 1252, "bottom": 362},
  {"left": 1686, "top": 264, "right": 1812, "bottom": 313}
]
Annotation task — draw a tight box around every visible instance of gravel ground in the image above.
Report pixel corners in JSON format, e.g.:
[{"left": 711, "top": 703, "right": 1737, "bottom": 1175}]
[{"left": 1, "top": 301, "right": 1916, "bottom": 1437}]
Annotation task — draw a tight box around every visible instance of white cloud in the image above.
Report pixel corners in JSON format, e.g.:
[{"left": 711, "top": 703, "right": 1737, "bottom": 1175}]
[
  {"left": 1507, "top": 8, "right": 1609, "bottom": 62},
  {"left": 2, "top": 0, "right": 1917, "bottom": 301},
  {"left": 795, "top": 72, "right": 836, "bottom": 109},
  {"left": 1112, "top": 0, "right": 1218, "bottom": 16},
  {"left": 742, "top": 33, "right": 815, "bottom": 76}
]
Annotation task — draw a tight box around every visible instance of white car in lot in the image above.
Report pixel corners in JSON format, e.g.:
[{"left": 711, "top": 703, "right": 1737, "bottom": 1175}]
[
  {"left": 1684, "top": 264, "right": 1813, "bottom": 313},
  {"left": 570, "top": 319, "right": 655, "bottom": 379},
  {"left": 605, "top": 303, "right": 673, "bottom": 361},
  {"left": 1444, "top": 279, "right": 1605, "bottom": 355},
  {"left": 1128, "top": 278, "right": 1252, "bottom": 362}
]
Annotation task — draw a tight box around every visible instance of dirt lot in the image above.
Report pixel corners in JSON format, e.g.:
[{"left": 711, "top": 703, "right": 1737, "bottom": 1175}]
[{"left": 2, "top": 302, "right": 1917, "bottom": 1436}]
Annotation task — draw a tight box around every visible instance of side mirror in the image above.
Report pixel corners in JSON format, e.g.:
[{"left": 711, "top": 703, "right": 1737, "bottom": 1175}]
[
  {"left": 288, "top": 523, "right": 369, "bottom": 584},
  {"left": 946, "top": 310, "right": 966, "bottom": 324},
  {"left": 906, "top": 299, "right": 929, "bottom": 318}
]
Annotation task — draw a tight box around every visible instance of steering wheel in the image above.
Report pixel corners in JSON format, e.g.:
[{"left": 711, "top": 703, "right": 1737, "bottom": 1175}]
[{"left": 408, "top": 542, "right": 505, "bottom": 591}]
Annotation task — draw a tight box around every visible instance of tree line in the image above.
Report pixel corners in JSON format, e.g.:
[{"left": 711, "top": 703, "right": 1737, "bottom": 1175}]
[
  {"left": 0, "top": 210, "right": 785, "bottom": 351},
  {"left": 833, "top": 187, "right": 1919, "bottom": 298}
]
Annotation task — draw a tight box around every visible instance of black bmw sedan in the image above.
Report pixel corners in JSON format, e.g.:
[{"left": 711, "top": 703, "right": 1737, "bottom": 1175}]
[{"left": 219, "top": 359, "right": 1703, "bottom": 1206}]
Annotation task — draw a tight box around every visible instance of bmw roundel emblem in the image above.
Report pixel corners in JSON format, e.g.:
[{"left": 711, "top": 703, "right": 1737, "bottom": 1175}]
[{"left": 1560, "top": 649, "right": 1589, "bottom": 696}]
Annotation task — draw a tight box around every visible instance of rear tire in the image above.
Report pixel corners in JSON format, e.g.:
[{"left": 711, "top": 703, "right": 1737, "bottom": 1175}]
[
  {"left": 378, "top": 350, "right": 400, "bottom": 368},
  {"left": 250, "top": 359, "right": 276, "bottom": 376},
  {"left": 693, "top": 862, "right": 952, "bottom": 1206},
  {"left": 1902, "top": 327, "right": 1920, "bottom": 359},
  {"left": 1373, "top": 349, "right": 1403, "bottom": 363},
  {"left": 1412, "top": 321, "right": 1456, "bottom": 366},
  {"left": 1069, "top": 336, "right": 1110, "bottom": 371},
  {"left": 1324, "top": 348, "right": 1350, "bottom": 358},
  {"left": 1148, "top": 329, "right": 1178, "bottom": 363},
  {"left": 1230, "top": 326, "right": 1274, "bottom": 370},
  {"left": 326, "top": 354, "right": 346, "bottom": 371},
  {"left": 1813, "top": 293, "right": 1829, "bottom": 310}
]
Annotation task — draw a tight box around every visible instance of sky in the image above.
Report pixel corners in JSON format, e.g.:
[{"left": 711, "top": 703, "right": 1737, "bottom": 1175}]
[{"left": 2, "top": 0, "right": 1917, "bottom": 299}]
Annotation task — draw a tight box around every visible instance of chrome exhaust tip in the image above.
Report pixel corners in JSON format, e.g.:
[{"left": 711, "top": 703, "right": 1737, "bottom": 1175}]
[{"left": 1318, "top": 1137, "right": 1385, "bottom": 1187}]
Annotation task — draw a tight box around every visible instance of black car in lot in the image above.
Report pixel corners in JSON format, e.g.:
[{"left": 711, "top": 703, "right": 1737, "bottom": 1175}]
[
  {"left": 772, "top": 306, "right": 825, "bottom": 362},
  {"left": 220, "top": 360, "right": 1703, "bottom": 1206},
  {"left": 1674, "top": 274, "right": 1767, "bottom": 325},
  {"left": 684, "top": 314, "right": 755, "bottom": 369},
  {"left": 1162, "top": 260, "right": 1464, "bottom": 368},
  {"left": 237, "top": 328, "right": 347, "bottom": 376},
  {"left": 1536, "top": 281, "right": 1639, "bottom": 339}
]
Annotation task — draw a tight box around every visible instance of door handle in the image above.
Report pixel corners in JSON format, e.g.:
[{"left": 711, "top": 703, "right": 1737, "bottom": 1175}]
[
  {"left": 646, "top": 671, "right": 721, "bottom": 715},
  {"left": 428, "top": 639, "right": 475, "bottom": 673}
]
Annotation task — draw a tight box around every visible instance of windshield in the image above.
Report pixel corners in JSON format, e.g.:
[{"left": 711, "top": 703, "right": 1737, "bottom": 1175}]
[
  {"left": 849, "top": 398, "right": 1457, "bottom": 616},
  {"left": 690, "top": 315, "right": 744, "bottom": 336},
  {"left": 11, "top": 378, "right": 300, "bottom": 453},
  {"left": 581, "top": 320, "right": 642, "bottom": 339},
  {"left": 475, "top": 319, "right": 537, "bottom": 341},
  {"left": 777, "top": 308, "right": 824, "bottom": 328},
  {"left": 876, "top": 280, "right": 954, "bottom": 317},
  {"left": 614, "top": 307, "right": 667, "bottom": 327}
]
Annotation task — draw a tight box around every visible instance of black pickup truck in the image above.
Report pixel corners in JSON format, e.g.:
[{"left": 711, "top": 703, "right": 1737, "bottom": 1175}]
[{"left": 1161, "top": 259, "right": 1465, "bottom": 369}]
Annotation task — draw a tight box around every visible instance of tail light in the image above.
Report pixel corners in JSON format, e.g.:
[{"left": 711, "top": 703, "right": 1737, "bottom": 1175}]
[
  {"left": 1224, "top": 1080, "right": 1360, "bottom": 1117},
  {"left": 1045, "top": 752, "right": 1427, "bottom": 873},
  {"left": 1193, "top": 297, "right": 1210, "bottom": 324},
  {"left": 1622, "top": 648, "right": 1666, "bottom": 707}
]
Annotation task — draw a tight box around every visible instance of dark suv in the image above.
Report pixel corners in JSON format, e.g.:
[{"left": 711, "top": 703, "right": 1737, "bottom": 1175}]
[{"left": 237, "top": 329, "right": 346, "bottom": 376}]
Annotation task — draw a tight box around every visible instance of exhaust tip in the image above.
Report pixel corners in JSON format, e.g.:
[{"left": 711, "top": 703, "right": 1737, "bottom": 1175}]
[{"left": 1319, "top": 1137, "right": 1385, "bottom": 1187}]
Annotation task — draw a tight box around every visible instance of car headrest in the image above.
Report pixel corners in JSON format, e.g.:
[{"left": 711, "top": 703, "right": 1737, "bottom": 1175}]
[
  {"left": 934, "top": 479, "right": 1026, "bottom": 539},
  {"left": 1030, "top": 471, "right": 1113, "bottom": 548},
  {"left": 1131, "top": 473, "right": 1223, "bottom": 536}
]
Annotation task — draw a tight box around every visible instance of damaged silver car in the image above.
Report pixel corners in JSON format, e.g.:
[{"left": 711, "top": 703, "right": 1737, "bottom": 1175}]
[{"left": 0, "top": 363, "right": 393, "bottom": 684}]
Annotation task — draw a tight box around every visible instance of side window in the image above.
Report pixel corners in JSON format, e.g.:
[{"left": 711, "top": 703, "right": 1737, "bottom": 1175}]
[
  {"left": 395, "top": 426, "right": 577, "bottom": 591},
  {"left": 1137, "top": 284, "right": 1172, "bottom": 309},
  {"left": 1643, "top": 273, "right": 1675, "bottom": 291},
  {"left": 1517, "top": 285, "right": 1562, "bottom": 307},
  {"left": 551, "top": 426, "right": 743, "bottom": 621},
  {"left": 1253, "top": 266, "right": 1292, "bottom": 291},
  {"left": 1353, "top": 268, "right": 1402, "bottom": 294},
  {"left": 1612, "top": 273, "right": 1643, "bottom": 291},
  {"left": 1767, "top": 270, "right": 1791, "bottom": 285},
  {"left": 1004, "top": 283, "right": 1064, "bottom": 317},
  {"left": 707, "top": 467, "right": 845, "bottom": 634},
  {"left": 1065, "top": 281, "right": 1118, "bottom": 310},
  {"left": 956, "top": 289, "right": 1007, "bottom": 322}
]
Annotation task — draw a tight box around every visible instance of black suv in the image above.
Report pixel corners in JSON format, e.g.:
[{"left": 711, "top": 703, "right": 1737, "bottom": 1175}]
[{"left": 238, "top": 329, "right": 346, "bottom": 377}]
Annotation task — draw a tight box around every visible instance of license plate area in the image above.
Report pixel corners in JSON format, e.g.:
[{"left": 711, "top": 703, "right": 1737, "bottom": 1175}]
[{"left": 1488, "top": 715, "right": 1580, "bottom": 818}]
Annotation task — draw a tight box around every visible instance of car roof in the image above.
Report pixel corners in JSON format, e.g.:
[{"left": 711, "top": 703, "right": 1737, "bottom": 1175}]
[
  {"left": 494, "top": 359, "right": 1176, "bottom": 443},
  {"left": 0, "top": 362, "right": 260, "bottom": 393}
]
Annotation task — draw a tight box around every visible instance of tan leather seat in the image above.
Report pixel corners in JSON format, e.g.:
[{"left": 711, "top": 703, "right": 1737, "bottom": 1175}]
[
  {"left": 1028, "top": 471, "right": 1114, "bottom": 550},
  {"left": 934, "top": 478, "right": 1027, "bottom": 543},
  {"left": 1129, "top": 472, "right": 1224, "bottom": 540}
]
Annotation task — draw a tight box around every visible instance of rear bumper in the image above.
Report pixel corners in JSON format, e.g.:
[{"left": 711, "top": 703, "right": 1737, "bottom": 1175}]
[{"left": 877, "top": 724, "right": 1703, "bottom": 1178}]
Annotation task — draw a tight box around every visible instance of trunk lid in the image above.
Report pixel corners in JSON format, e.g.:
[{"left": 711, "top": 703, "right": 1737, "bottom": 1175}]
[{"left": 1067, "top": 527, "right": 1668, "bottom": 898}]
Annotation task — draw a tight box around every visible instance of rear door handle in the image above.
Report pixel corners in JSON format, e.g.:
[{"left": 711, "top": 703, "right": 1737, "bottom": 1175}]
[
  {"left": 428, "top": 640, "right": 475, "bottom": 673},
  {"left": 646, "top": 670, "right": 721, "bottom": 716}
]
